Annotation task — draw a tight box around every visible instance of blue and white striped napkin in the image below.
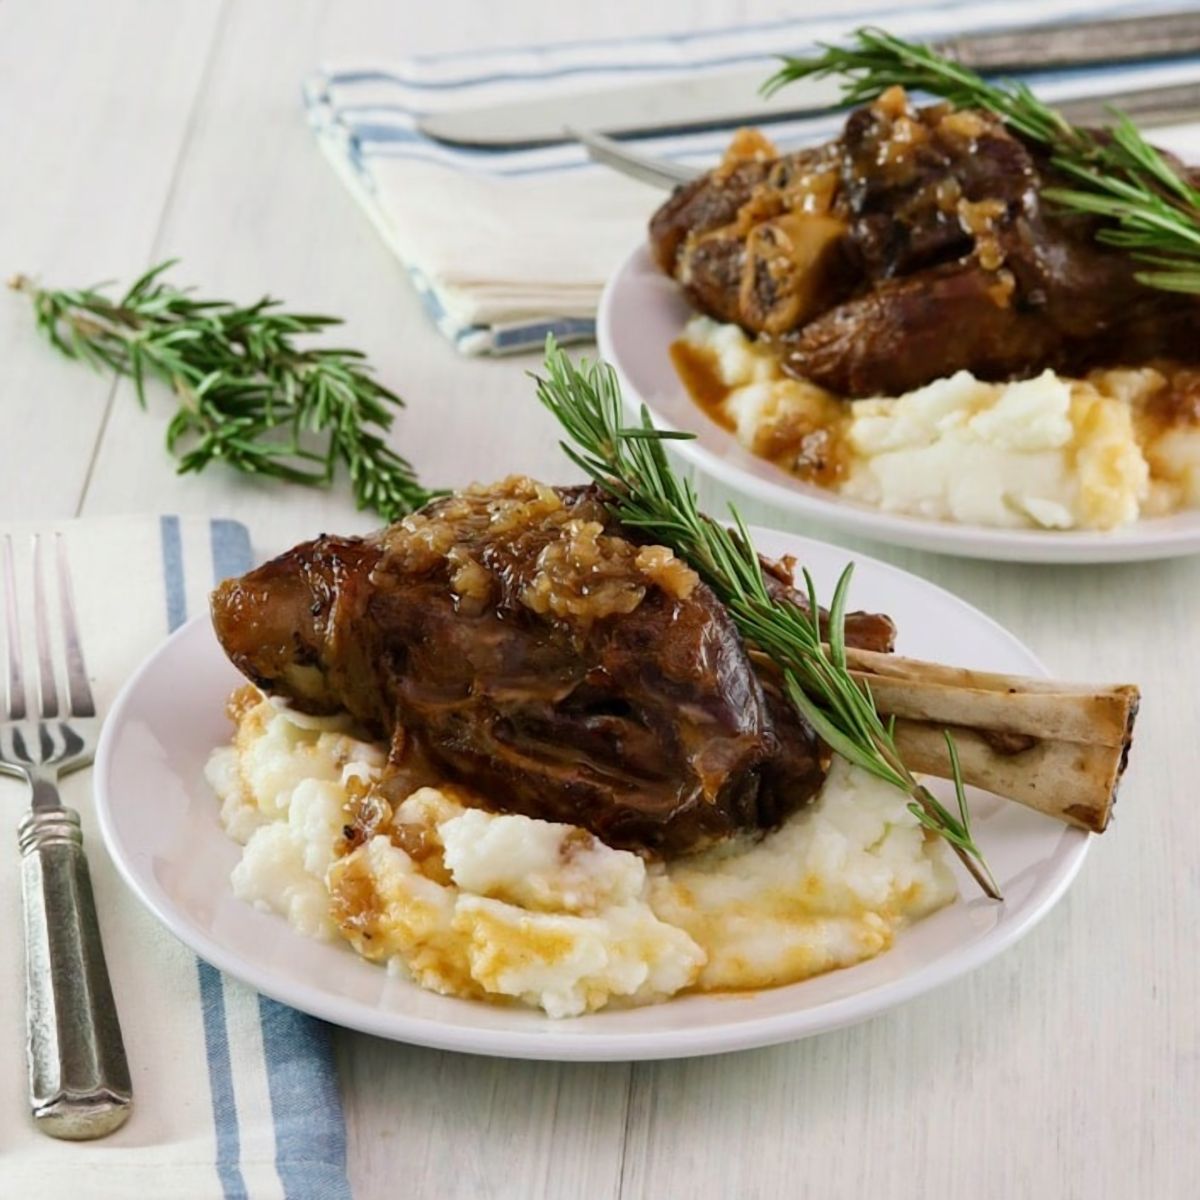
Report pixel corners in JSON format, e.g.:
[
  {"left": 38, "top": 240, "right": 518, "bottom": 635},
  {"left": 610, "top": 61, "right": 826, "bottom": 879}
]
[
  {"left": 0, "top": 516, "right": 349, "bottom": 1200},
  {"left": 303, "top": 0, "right": 1200, "bottom": 356}
]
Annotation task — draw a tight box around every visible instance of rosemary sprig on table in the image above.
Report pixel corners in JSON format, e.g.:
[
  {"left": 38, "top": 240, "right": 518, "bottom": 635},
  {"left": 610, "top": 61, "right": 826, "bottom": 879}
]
[
  {"left": 763, "top": 27, "right": 1200, "bottom": 295},
  {"left": 9, "top": 261, "right": 434, "bottom": 520},
  {"left": 534, "top": 339, "right": 1000, "bottom": 899}
]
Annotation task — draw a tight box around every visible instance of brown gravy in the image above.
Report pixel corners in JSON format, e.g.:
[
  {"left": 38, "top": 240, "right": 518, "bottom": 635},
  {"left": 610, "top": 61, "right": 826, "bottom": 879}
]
[
  {"left": 669, "top": 339, "right": 735, "bottom": 429},
  {"left": 1144, "top": 365, "right": 1200, "bottom": 430},
  {"left": 669, "top": 338, "right": 852, "bottom": 489}
]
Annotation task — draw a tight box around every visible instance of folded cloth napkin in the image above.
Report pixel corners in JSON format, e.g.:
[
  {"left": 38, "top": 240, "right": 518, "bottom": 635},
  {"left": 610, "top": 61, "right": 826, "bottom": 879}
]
[
  {"left": 303, "top": 0, "right": 1200, "bottom": 356},
  {"left": 0, "top": 517, "right": 349, "bottom": 1200}
]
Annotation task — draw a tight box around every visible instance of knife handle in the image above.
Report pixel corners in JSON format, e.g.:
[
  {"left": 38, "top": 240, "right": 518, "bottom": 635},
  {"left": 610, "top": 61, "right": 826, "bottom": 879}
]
[
  {"left": 1056, "top": 81, "right": 1200, "bottom": 130},
  {"left": 938, "top": 11, "right": 1200, "bottom": 73},
  {"left": 19, "top": 806, "right": 133, "bottom": 1140}
]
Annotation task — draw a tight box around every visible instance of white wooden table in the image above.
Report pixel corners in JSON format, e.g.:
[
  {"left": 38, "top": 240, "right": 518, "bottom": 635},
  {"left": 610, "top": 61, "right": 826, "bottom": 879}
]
[{"left": 1, "top": 2, "right": 1195, "bottom": 1196}]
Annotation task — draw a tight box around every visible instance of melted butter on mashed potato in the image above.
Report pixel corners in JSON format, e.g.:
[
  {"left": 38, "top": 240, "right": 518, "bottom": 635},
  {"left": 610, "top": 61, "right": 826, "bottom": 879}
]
[
  {"left": 679, "top": 315, "right": 1200, "bottom": 531},
  {"left": 207, "top": 690, "right": 955, "bottom": 1017}
]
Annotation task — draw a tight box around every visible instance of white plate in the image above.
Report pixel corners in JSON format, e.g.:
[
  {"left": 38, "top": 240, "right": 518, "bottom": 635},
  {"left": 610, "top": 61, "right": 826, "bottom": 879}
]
[
  {"left": 596, "top": 246, "right": 1200, "bottom": 564},
  {"left": 95, "top": 529, "right": 1088, "bottom": 1061}
]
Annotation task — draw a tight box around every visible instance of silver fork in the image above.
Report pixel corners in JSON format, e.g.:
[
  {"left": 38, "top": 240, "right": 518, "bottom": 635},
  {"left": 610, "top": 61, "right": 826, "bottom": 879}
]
[{"left": 1, "top": 533, "right": 131, "bottom": 1139}]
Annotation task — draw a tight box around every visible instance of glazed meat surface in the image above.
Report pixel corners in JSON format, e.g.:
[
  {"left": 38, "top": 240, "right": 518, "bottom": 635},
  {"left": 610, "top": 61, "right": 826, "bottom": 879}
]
[
  {"left": 649, "top": 90, "right": 1200, "bottom": 397},
  {"left": 211, "top": 478, "right": 894, "bottom": 856}
]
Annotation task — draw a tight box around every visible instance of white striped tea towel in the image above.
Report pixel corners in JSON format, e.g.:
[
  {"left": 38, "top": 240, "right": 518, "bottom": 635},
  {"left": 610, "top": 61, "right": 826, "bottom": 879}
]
[{"left": 0, "top": 516, "right": 349, "bottom": 1200}]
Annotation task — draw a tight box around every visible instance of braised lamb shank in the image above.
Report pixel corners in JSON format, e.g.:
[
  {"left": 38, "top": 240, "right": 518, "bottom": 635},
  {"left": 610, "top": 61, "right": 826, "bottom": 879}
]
[
  {"left": 649, "top": 88, "right": 1200, "bottom": 397},
  {"left": 211, "top": 478, "right": 892, "bottom": 855},
  {"left": 212, "top": 478, "right": 1138, "bottom": 851}
]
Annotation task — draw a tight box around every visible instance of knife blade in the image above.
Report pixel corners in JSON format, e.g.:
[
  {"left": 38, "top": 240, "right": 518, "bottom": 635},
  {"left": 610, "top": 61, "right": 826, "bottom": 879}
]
[
  {"left": 421, "top": 69, "right": 846, "bottom": 151},
  {"left": 417, "top": 11, "right": 1200, "bottom": 149}
]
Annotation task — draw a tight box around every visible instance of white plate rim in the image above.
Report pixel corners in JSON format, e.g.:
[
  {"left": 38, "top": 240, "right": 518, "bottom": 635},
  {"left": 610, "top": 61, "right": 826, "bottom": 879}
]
[
  {"left": 596, "top": 241, "right": 1200, "bottom": 565},
  {"left": 94, "top": 530, "right": 1090, "bottom": 1062}
]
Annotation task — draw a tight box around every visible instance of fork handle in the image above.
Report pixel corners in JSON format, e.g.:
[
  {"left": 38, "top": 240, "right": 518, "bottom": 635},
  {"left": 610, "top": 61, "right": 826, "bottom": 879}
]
[{"left": 19, "top": 806, "right": 133, "bottom": 1139}]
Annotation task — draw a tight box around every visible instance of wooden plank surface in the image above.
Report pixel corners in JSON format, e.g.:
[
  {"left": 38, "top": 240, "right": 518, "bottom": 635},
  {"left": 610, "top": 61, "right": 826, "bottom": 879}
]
[
  {"left": 1, "top": 1, "right": 1195, "bottom": 1197},
  {"left": 0, "top": 0, "right": 226, "bottom": 518}
]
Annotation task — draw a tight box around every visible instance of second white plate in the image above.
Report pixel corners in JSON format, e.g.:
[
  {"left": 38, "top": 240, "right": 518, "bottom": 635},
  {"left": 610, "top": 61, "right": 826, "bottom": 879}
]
[{"left": 596, "top": 241, "right": 1200, "bottom": 564}]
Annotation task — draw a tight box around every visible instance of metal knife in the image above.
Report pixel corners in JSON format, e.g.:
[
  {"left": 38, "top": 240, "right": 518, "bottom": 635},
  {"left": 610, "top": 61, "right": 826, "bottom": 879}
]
[
  {"left": 572, "top": 79, "right": 1200, "bottom": 191},
  {"left": 418, "top": 10, "right": 1200, "bottom": 149}
]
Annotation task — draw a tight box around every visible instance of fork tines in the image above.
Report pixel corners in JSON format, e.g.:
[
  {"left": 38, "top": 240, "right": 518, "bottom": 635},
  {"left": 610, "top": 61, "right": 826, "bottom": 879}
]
[
  {"left": 54, "top": 535, "right": 96, "bottom": 719},
  {"left": 1, "top": 534, "right": 96, "bottom": 724}
]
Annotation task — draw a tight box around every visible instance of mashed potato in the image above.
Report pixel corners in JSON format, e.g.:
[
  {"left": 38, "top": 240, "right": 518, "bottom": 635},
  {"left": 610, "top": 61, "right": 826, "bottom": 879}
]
[
  {"left": 208, "top": 690, "right": 956, "bottom": 1017},
  {"left": 679, "top": 315, "right": 1200, "bottom": 531},
  {"left": 843, "top": 369, "right": 1147, "bottom": 529},
  {"left": 649, "top": 756, "right": 953, "bottom": 991}
]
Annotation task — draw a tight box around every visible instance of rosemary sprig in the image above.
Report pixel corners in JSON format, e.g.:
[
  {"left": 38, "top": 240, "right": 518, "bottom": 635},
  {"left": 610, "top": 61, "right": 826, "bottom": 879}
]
[
  {"left": 763, "top": 27, "right": 1200, "bottom": 295},
  {"left": 533, "top": 339, "right": 1000, "bottom": 899},
  {"left": 9, "top": 261, "right": 434, "bottom": 519}
]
